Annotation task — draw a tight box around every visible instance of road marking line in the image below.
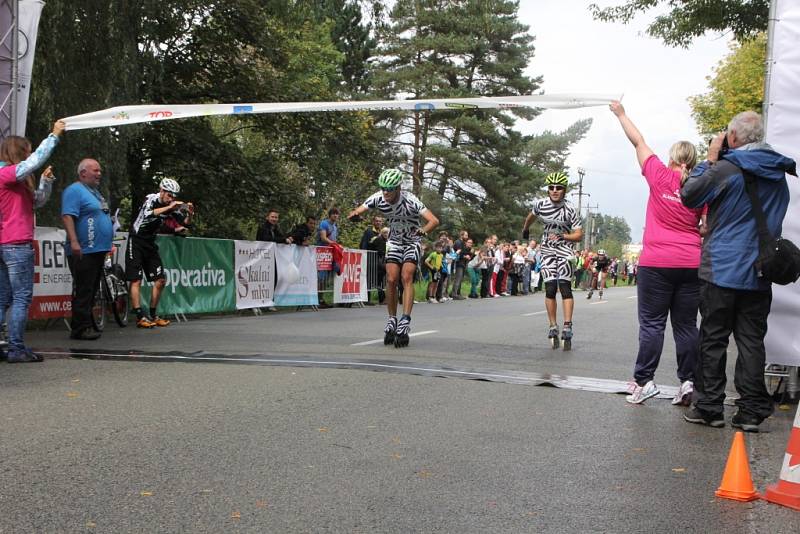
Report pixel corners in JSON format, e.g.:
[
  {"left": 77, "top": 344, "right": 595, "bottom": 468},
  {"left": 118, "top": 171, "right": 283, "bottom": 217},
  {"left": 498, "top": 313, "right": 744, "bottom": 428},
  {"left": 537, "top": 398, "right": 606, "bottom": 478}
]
[
  {"left": 627, "top": 295, "right": 638, "bottom": 299},
  {"left": 351, "top": 330, "right": 439, "bottom": 346},
  {"left": 522, "top": 311, "right": 547, "bottom": 316}
]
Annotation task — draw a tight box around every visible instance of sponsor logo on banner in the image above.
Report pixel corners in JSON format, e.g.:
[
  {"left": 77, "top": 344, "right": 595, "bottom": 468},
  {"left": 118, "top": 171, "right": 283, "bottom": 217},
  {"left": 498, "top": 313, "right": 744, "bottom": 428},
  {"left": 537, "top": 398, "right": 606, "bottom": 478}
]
[
  {"left": 148, "top": 110, "right": 173, "bottom": 118},
  {"left": 445, "top": 102, "right": 478, "bottom": 109},
  {"left": 414, "top": 102, "right": 435, "bottom": 111},
  {"left": 316, "top": 246, "right": 333, "bottom": 271},
  {"left": 162, "top": 263, "right": 228, "bottom": 294},
  {"left": 334, "top": 249, "right": 367, "bottom": 303},
  {"left": 274, "top": 244, "right": 318, "bottom": 306},
  {"left": 233, "top": 105, "right": 254, "bottom": 114},
  {"left": 112, "top": 111, "right": 130, "bottom": 121},
  {"left": 233, "top": 240, "right": 275, "bottom": 309},
  {"left": 30, "top": 227, "right": 73, "bottom": 319}
]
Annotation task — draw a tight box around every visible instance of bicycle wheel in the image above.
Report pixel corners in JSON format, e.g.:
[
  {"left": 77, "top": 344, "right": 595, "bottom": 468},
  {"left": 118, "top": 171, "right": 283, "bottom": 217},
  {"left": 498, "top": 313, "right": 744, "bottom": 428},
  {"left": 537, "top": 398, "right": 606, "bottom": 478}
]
[
  {"left": 91, "top": 275, "right": 107, "bottom": 332},
  {"left": 109, "top": 272, "right": 129, "bottom": 327}
]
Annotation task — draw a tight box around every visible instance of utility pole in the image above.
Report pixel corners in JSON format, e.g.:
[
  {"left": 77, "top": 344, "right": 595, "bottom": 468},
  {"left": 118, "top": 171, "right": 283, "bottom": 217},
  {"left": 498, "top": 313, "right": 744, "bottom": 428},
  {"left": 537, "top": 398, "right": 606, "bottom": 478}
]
[
  {"left": 575, "top": 168, "right": 588, "bottom": 216},
  {"left": 583, "top": 203, "right": 599, "bottom": 251}
]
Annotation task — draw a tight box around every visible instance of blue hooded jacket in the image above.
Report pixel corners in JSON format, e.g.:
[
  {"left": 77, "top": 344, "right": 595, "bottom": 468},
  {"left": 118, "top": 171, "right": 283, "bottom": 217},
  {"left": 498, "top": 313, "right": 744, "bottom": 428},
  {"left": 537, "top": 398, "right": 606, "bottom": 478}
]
[{"left": 680, "top": 144, "right": 796, "bottom": 290}]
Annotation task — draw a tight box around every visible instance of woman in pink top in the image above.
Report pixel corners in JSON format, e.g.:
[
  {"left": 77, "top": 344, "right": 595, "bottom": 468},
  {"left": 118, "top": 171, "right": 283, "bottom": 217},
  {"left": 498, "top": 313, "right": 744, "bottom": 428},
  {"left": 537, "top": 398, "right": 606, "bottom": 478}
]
[
  {"left": 610, "top": 102, "right": 702, "bottom": 405},
  {"left": 0, "top": 120, "right": 65, "bottom": 363}
]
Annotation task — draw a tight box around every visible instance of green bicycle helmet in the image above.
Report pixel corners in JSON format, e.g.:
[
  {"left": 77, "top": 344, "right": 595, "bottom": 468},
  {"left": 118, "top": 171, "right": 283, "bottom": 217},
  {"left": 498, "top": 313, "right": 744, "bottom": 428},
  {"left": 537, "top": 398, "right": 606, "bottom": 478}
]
[
  {"left": 545, "top": 172, "right": 569, "bottom": 187},
  {"left": 378, "top": 168, "right": 404, "bottom": 189}
]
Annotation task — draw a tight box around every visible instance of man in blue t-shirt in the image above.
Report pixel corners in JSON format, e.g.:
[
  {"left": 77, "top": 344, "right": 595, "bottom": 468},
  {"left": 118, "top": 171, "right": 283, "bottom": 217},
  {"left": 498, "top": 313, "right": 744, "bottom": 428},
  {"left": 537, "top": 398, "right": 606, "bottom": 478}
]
[{"left": 61, "top": 159, "right": 113, "bottom": 340}]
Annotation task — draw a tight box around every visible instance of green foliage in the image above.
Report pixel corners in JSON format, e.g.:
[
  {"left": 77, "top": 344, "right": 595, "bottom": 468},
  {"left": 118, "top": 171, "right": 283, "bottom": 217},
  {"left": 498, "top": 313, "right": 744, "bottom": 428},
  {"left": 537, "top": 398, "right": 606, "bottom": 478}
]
[
  {"left": 27, "top": 0, "right": 598, "bottom": 243},
  {"left": 591, "top": 213, "right": 632, "bottom": 247},
  {"left": 371, "top": 0, "right": 591, "bottom": 239},
  {"left": 589, "top": 0, "right": 769, "bottom": 47},
  {"left": 688, "top": 33, "right": 766, "bottom": 134}
]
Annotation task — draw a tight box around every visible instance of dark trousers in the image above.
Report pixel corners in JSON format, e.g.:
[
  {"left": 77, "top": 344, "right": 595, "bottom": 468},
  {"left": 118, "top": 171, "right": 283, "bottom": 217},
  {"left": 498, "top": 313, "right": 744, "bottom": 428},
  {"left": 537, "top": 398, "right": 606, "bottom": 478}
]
[
  {"left": 67, "top": 252, "right": 106, "bottom": 332},
  {"left": 694, "top": 281, "right": 773, "bottom": 421},
  {"left": 480, "top": 268, "right": 491, "bottom": 298},
  {"left": 436, "top": 272, "right": 449, "bottom": 300},
  {"left": 634, "top": 267, "right": 700, "bottom": 386},
  {"left": 450, "top": 265, "right": 465, "bottom": 297}
]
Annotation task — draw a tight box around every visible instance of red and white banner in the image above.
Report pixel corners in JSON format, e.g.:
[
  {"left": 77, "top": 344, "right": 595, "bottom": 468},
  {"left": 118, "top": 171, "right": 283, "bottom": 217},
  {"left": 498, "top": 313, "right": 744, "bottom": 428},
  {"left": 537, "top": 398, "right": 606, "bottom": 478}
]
[
  {"left": 315, "top": 246, "right": 333, "bottom": 271},
  {"left": 334, "top": 249, "right": 367, "bottom": 304},
  {"left": 31, "top": 226, "right": 72, "bottom": 319},
  {"left": 233, "top": 240, "right": 275, "bottom": 309}
]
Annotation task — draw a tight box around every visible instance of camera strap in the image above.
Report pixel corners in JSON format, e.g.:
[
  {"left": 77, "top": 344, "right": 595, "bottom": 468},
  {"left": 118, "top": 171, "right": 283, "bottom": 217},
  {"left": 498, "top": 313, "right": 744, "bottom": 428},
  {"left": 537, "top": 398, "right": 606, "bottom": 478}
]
[{"left": 742, "top": 170, "right": 775, "bottom": 250}]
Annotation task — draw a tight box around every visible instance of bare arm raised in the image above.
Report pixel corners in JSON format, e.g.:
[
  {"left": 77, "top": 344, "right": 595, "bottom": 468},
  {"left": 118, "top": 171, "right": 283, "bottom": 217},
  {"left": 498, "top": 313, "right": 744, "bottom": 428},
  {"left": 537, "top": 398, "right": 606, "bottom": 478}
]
[{"left": 610, "top": 101, "right": 654, "bottom": 169}]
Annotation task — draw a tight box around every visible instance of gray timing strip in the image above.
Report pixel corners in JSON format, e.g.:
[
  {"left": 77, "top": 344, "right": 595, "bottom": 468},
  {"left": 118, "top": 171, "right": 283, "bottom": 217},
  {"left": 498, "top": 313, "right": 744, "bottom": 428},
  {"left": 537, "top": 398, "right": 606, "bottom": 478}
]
[{"left": 34, "top": 346, "right": 708, "bottom": 402}]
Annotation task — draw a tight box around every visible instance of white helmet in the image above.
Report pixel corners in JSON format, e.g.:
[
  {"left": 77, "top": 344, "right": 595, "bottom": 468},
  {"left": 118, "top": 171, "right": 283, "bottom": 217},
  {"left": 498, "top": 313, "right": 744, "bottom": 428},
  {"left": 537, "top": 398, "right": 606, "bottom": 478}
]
[
  {"left": 598, "top": 249, "right": 606, "bottom": 255},
  {"left": 159, "top": 178, "right": 180, "bottom": 194}
]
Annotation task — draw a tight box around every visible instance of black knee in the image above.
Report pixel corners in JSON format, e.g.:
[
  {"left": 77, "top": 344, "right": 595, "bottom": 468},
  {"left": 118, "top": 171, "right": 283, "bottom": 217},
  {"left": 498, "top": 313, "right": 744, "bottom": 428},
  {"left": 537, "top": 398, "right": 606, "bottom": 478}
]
[
  {"left": 558, "top": 280, "right": 573, "bottom": 299},
  {"left": 545, "top": 280, "right": 558, "bottom": 299}
]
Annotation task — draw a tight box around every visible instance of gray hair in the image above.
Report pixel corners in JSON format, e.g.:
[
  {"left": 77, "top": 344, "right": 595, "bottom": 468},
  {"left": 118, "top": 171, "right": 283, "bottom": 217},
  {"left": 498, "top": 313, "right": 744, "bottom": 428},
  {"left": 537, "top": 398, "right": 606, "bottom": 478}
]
[
  {"left": 77, "top": 158, "right": 94, "bottom": 175},
  {"left": 728, "top": 111, "right": 764, "bottom": 145}
]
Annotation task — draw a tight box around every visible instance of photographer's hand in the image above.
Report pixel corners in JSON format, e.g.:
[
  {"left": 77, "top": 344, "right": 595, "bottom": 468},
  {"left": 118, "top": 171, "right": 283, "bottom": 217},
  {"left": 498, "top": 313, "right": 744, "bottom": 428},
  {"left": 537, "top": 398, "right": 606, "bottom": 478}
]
[{"left": 707, "top": 132, "right": 725, "bottom": 163}]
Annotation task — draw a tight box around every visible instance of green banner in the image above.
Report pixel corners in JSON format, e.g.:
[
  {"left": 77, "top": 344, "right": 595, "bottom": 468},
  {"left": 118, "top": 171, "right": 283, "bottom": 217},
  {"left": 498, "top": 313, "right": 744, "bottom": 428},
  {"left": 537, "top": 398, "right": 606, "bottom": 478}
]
[{"left": 140, "top": 236, "right": 235, "bottom": 315}]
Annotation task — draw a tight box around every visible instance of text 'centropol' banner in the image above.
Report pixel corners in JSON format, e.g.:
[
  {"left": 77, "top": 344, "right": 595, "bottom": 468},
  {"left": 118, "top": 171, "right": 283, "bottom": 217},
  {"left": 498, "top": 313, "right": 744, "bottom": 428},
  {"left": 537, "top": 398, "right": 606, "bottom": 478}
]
[
  {"left": 61, "top": 94, "right": 620, "bottom": 130},
  {"left": 141, "top": 236, "right": 235, "bottom": 315},
  {"left": 275, "top": 244, "right": 318, "bottom": 306},
  {"left": 234, "top": 240, "right": 276, "bottom": 309},
  {"left": 31, "top": 227, "right": 72, "bottom": 319},
  {"left": 334, "top": 249, "right": 367, "bottom": 304}
]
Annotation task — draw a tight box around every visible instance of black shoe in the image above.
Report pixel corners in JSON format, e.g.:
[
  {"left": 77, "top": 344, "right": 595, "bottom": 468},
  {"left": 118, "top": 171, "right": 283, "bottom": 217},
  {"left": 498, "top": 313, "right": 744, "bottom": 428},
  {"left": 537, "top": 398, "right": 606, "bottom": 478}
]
[
  {"left": 70, "top": 328, "right": 101, "bottom": 341},
  {"left": 731, "top": 411, "right": 762, "bottom": 433},
  {"left": 7, "top": 349, "right": 44, "bottom": 363},
  {"left": 683, "top": 407, "right": 725, "bottom": 428}
]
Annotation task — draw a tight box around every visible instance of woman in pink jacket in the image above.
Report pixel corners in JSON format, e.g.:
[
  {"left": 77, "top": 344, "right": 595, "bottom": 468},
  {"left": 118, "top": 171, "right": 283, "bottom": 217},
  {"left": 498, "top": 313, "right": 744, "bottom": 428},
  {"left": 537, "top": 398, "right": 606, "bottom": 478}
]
[
  {"left": 0, "top": 120, "right": 65, "bottom": 362},
  {"left": 610, "top": 102, "right": 702, "bottom": 405}
]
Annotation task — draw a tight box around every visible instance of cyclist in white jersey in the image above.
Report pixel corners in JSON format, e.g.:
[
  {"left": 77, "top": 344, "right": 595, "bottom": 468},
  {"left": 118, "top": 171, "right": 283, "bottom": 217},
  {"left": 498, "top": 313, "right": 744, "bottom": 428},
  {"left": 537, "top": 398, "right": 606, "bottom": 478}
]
[
  {"left": 348, "top": 169, "right": 439, "bottom": 347},
  {"left": 521, "top": 172, "right": 583, "bottom": 350}
]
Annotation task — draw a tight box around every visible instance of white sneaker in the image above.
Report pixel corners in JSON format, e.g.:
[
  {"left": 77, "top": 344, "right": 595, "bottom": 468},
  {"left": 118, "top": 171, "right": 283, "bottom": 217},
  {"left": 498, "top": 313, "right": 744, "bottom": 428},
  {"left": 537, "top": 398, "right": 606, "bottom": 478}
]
[
  {"left": 671, "top": 380, "right": 694, "bottom": 406},
  {"left": 626, "top": 380, "right": 660, "bottom": 404},
  {"left": 428, "top": 297, "right": 438, "bottom": 304}
]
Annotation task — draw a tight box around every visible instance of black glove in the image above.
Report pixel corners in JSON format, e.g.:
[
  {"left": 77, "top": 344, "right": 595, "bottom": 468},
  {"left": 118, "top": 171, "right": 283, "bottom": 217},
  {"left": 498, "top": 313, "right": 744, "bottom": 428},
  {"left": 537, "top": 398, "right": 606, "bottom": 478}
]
[
  {"left": 414, "top": 227, "right": 427, "bottom": 238},
  {"left": 348, "top": 213, "right": 363, "bottom": 223},
  {"left": 522, "top": 228, "right": 530, "bottom": 240}
]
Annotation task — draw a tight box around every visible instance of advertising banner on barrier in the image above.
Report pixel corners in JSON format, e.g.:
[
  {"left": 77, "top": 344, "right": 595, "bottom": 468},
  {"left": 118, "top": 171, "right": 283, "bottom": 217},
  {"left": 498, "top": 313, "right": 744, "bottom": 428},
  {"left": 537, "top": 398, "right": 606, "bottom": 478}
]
[
  {"left": 31, "top": 227, "right": 72, "bottom": 319},
  {"left": 334, "top": 249, "right": 367, "bottom": 304},
  {"left": 316, "top": 246, "right": 333, "bottom": 271},
  {"left": 141, "top": 236, "right": 235, "bottom": 315},
  {"left": 274, "top": 244, "right": 318, "bottom": 306},
  {"left": 233, "top": 240, "right": 275, "bottom": 309}
]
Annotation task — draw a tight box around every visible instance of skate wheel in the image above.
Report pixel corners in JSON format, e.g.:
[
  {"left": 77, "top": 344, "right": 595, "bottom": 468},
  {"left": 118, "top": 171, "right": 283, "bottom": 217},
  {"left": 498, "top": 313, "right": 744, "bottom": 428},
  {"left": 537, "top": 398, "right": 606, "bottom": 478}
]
[
  {"left": 384, "top": 332, "right": 395, "bottom": 345},
  {"left": 563, "top": 339, "right": 571, "bottom": 351},
  {"left": 550, "top": 337, "right": 559, "bottom": 349}
]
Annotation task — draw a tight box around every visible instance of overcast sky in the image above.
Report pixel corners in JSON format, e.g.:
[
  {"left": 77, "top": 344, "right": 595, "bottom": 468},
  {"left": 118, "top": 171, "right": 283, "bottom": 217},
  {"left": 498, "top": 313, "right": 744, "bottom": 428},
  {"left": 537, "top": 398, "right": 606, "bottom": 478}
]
[{"left": 515, "top": 1, "right": 731, "bottom": 242}]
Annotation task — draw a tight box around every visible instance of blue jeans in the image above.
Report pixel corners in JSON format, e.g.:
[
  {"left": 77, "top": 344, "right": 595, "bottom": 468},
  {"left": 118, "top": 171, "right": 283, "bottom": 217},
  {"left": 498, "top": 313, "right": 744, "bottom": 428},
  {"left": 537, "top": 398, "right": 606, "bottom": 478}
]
[{"left": 0, "top": 244, "right": 35, "bottom": 351}]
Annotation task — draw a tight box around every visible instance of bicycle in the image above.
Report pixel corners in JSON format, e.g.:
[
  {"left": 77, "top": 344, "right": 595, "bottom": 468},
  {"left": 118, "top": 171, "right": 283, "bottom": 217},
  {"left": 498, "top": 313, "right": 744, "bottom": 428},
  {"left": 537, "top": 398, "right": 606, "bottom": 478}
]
[{"left": 91, "top": 242, "right": 129, "bottom": 330}]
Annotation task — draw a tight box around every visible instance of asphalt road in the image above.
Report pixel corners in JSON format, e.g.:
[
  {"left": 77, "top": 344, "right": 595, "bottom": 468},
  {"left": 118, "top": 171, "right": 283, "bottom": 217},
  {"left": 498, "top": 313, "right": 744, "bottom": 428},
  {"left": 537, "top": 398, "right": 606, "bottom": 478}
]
[{"left": 2, "top": 284, "right": 798, "bottom": 533}]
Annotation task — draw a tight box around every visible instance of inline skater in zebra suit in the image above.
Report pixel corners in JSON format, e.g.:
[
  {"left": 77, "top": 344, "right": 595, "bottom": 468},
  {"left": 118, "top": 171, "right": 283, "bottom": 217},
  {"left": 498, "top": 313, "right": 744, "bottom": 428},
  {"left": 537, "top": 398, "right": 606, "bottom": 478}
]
[
  {"left": 348, "top": 169, "right": 439, "bottom": 347},
  {"left": 521, "top": 172, "right": 583, "bottom": 350}
]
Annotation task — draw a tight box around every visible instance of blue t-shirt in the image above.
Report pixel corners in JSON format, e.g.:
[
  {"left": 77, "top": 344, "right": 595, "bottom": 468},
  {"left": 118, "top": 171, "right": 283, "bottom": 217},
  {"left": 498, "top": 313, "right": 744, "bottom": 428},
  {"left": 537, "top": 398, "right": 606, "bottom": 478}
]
[
  {"left": 61, "top": 182, "right": 113, "bottom": 254},
  {"left": 316, "top": 219, "right": 338, "bottom": 245}
]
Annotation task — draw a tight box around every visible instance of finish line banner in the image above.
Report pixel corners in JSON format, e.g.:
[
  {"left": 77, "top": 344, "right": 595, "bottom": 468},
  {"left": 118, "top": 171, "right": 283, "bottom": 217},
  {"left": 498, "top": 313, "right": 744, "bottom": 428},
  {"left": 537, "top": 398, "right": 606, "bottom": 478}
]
[{"left": 61, "top": 93, "right": 620, "bottom": 130}]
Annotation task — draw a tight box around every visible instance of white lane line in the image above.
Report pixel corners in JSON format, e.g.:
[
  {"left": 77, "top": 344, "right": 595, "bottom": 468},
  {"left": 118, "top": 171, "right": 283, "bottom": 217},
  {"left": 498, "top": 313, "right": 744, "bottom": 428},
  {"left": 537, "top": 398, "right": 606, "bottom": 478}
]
[
  {"left": 522, "top": 311, "right": 547, "bottom": 316},
  {"left": 627, "top": 295, "right": 638, "bottom": 299},
  {"left": 351, "top": 330, "right": 439, "bottom": 346},
  {"left": 589, "top": 300, "right": 609, "bottom": 305}
]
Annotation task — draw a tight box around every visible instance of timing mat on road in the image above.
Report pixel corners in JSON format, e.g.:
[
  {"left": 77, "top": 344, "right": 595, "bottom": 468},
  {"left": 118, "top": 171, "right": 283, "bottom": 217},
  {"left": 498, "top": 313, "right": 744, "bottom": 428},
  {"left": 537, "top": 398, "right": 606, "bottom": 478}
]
[{"left": 35, "top": 346, "right": 695, "bottom": 402}]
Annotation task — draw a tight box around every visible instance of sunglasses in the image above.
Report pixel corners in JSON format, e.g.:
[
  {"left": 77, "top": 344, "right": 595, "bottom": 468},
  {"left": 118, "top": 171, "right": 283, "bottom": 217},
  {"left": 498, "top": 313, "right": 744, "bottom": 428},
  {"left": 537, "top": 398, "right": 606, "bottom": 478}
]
[
  {"left": 381, "top": 187, "right": 399, "bottom": 192},
  {"left": 548, "top": 185, "right": 565, "bottom": 192}
]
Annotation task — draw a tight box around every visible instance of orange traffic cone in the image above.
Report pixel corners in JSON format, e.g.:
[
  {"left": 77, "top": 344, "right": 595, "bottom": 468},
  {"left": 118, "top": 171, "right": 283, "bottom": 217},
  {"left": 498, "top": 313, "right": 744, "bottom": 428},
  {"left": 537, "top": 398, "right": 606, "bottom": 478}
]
[
  {"left": 715, "top": 431, "right": 760, "bottom": 502},
  {"left": 764, "top": 404, "right": 800, "bottom": 511}
]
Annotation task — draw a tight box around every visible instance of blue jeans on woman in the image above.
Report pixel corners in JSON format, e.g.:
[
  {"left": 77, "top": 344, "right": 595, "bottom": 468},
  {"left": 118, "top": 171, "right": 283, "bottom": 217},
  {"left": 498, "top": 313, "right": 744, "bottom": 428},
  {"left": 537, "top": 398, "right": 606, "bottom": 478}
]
[{"left": 0, "top": 243, "right": 35, "bottom": 353}]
